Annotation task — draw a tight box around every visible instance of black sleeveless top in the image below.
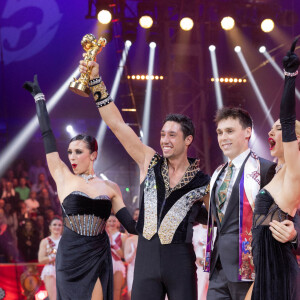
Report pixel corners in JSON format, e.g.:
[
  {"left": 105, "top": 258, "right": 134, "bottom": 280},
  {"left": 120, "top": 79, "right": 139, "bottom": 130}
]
[
  {"left": 251, "top": 189, "right": 298, "bottom": 300},
  {"left": 61, "top": 191, "right": 112, "bottom": 236}
]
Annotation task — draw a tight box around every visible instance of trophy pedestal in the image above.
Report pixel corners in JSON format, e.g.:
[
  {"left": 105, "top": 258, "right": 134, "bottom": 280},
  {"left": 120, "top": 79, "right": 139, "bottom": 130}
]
[{"left": 69, "top": 81, "right": 90, "bottom": 97}]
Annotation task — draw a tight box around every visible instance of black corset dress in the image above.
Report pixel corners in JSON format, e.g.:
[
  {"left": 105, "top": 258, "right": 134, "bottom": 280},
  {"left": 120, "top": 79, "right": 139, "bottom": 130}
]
[
  {"left": 56, "top": 191, "right": 113, "bottom": 300},
  {"left": 251, "top": 189, "right": 299, "bottom": 300}
]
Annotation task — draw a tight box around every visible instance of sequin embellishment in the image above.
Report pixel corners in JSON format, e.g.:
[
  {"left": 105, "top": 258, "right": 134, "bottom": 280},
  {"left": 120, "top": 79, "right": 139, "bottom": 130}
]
[
  {"left": 158, "top": 186, "right": 207, "bottom": 244},
  {"left": 142, "top": 167, "right": 158, "bottom": 240}
]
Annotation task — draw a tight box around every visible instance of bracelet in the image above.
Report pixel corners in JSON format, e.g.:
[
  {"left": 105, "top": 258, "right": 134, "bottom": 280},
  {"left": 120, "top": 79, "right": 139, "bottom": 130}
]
[
  {"left": 283, "top": 69, "right": 298, "bottom": 77},
  {"left": 90, "top": 80, "right": 113, "bottom": 108},
  {"left": 95, "top": 96, "right": 113, "bottom": 108},
  {"left": 34, "top": 93, "right": 45, "bottom": 102},
  {"left": 89, "top": 77, "right": 102, "bottom": 87}
]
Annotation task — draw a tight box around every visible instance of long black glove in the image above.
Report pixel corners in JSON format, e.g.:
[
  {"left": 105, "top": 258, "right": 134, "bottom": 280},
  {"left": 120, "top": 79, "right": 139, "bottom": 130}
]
[
  {"left": 116, "top": 207, "right": 137, "bottom": 235},
  {"left": 280, "top": 38, "right": 300, "bottom": 142},
  {"left": 23, "top": 75, "right": 57, "bottom": 154}
]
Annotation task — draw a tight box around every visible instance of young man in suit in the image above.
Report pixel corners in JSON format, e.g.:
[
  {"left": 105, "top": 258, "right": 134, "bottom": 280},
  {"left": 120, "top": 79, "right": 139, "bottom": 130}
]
[{"left": 206, "top": 107, "right": 298, "bottom": 300}]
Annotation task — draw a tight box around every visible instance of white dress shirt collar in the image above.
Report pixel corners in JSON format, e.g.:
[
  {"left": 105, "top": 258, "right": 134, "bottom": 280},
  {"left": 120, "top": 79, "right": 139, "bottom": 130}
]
[{"left": 228, "top": 148, "right": 250, "bottom": 169}]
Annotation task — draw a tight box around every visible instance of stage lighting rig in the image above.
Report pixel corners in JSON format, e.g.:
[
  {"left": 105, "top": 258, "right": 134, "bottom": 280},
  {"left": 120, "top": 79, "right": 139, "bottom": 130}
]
[
  {"left": 122, "top": 19, "right": 138, "bottom": 44},
  {"left": 261, "top": 18, "right": 274, "bottom": 32},
  {"left": 86, "top": 0, "right": 115, "bottom": 23},
  {"left": 139, "top": 15, "right": 153, "bottom": 29},
  {"left": 180, "top": 17, "right": 194, "bottom": 31},
  {"left": 138, "top": 2, "right": 155, "bottom": 29},
  {"left": 98, "top": 9, "right": 112, "bottom": 24},
  {"left": 221, "top": 16, "right": 235, "bottom": 31}
]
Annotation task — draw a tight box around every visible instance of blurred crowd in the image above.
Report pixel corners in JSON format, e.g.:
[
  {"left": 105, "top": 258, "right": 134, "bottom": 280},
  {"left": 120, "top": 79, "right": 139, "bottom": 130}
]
[{"left": 0, "top": 158, "right": 61, "bottom": 263}]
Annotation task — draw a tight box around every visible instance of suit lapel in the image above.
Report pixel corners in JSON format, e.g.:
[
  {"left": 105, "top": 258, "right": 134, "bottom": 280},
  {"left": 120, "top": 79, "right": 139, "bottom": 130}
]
[
  {"left": 210, "top": 163, "right": 227, "bottom": 228},
  {"left": 221, "top": 153, "right": 250, "bottom": 228}
]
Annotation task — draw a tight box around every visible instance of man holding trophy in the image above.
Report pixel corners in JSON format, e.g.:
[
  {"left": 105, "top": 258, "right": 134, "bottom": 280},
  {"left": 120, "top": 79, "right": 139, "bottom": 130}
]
[{"left": 76, "top": 36, "right": 210, "bottom": 299}]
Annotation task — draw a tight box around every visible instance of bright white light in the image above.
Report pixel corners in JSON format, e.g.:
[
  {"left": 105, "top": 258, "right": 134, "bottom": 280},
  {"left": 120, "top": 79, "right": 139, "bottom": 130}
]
[
  {"left": 139, "top": 15, "right": 153, "bottom": 29},
  {"left": 235, "top": 49, "right": 274, "bottom": 127},
  {"left": 259, "top": 46, "right": 266, "bottom": 53},
  {"left": 0, "top": 68, "right": 80, "bottom": 177},
  {"left": 234, "top": 46, "right": 241, "bottom": 52},
  {"left": 125, "top": 40, "right": 132, "bottom": 47},
  {"left": 66, "top": 125, "right": 76, "bottom": 136},
  {"left": 35, "top": 290, "right": 48, "bottom": 300},
  {"left": 142, "top": 44, "right": 156, "bottom": 145},
  {"left": 209, "top": 48, "right": 223, "bottom": 109},
  {"left": 180, "top": 17, "right": 194, "bottom": 31},
  {"left": 261, "top": 19, "right": 274, "bottom": 33},
  {"left": 66, "top": 125, "right": 73, "bottom": 133},
  {"left": 100, "top": 173, "right": 108, "bottom": 180},
  {"left": 209, "top": 45, "right": 216, "bottom": 52},
  {"left": 221, "top": 16, "right": 235, "bottom": 30},
  {"left": 140, "top": 130, "right": 144, "bottom": 138},
  {"left": 149, "top": 42, "right": 156, "bottom": 48},
  {"left": 97, "top": 10, "right": 112, "bottom": 24}
]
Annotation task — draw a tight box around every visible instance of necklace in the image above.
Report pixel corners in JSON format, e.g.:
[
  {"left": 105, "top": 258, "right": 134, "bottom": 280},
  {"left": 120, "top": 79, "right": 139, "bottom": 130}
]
[
  {"left": 79, "top": 174, "right": 96, "bottom": 183},
  {"left": 275, "top": 163, "right": 284, "bottom": 174}
]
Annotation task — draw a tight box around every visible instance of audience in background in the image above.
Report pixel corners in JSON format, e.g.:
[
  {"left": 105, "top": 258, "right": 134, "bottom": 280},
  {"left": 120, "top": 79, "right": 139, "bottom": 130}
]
[
  {"left": 15, "top": 177, "right": 30, "bottom": 201},
  {"left": 28, "top": 159, "right": 48, "bottom": 184},
  {"left": 17, "top": 219, "right": 39, "bottom": 262},
  {"left": 25, "top": 191, "right": 40, "bottom": 214}
]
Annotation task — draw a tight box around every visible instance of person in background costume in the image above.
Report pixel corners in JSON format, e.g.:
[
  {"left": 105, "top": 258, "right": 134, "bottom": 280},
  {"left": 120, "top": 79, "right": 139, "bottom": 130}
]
[{"left": 38, "top": 217, "right": 63, "bottom": 300}]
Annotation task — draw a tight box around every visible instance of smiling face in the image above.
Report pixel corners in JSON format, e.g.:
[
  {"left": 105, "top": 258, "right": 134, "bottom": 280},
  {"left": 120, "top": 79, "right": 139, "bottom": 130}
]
[
  {"left": 68, "top": 140, "right": 96, "bottom": 175},
  {"left": 160, "top": 121, "right": 192, "bottom": 159},
  {"left": 216, "top": 117, "right": 251, "bottom": 160},
  {"left": 107, "top": 215, "right": 119, "bottom": 230},
  {"left": 268, "top": 119, "right": 284, "bottom": 159},
  {"left": 49, "top": 219, "right": 63, "bottom": 236}
]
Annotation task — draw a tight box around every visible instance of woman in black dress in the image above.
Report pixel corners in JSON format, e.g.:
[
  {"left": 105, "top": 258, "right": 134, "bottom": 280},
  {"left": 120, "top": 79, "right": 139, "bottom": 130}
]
[
  {"left": 23, "top": 76, "right": 136, "bottom": 300},
  {"left": 248, "top": 39, "right": 300, "bottom": 299}
]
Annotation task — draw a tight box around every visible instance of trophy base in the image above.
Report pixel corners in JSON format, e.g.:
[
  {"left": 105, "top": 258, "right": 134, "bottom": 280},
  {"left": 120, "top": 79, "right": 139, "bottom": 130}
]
[{"left": 69, "top": 81, "right": 90, "bottom": 97}]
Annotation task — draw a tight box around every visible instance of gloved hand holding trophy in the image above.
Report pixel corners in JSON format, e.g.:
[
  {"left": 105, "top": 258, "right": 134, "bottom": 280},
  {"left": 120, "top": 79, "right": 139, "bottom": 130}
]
[{"left": 69, "top": 34, "right": 107, "bottom": 97}]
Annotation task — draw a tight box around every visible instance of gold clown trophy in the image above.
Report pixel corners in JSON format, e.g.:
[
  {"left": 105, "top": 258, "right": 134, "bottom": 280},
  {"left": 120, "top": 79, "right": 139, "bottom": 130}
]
[{"left": 69, "top": 34, "right": 107, "bottom": 97}]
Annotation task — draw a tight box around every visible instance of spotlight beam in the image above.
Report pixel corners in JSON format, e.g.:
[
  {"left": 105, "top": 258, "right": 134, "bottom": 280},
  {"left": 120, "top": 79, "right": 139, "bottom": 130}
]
[
  {"left": 0, "top": 69, "right": 80, "bottom": 177},
  {"left": 142, "top": 43, "right": 156, "bottom": 145},
  {"left": 236, "top": 48, "right": 274, "bottom": 127},
  {"left": 209, "top": 46, "right": 223, "bottom": 109},
  {"left": 261, "top": 50, "right": 300, "bottom": 100},
  {"left": 95, "top": 42, "right": 131, "bottom": 169}
]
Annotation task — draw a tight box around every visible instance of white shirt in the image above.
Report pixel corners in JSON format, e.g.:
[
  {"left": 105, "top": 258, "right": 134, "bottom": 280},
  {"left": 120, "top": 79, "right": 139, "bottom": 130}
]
[
  {"left": 25, "top": 198, "right": 40, "bottom": 212},
  {"left": 214, "top": 149, "right": 250, "bottom": 215}
]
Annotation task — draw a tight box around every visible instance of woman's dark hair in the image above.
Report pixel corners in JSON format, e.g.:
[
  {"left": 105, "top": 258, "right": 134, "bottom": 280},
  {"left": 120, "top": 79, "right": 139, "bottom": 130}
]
[
  {"left": 163, "top": 114, "right": 195, "bottom": 139},
  {"left": 49, "top": 216, "right": 62, "bottom": 226},
  {"left": 69, "top": 134, "right": 98, "bottom": 153}
]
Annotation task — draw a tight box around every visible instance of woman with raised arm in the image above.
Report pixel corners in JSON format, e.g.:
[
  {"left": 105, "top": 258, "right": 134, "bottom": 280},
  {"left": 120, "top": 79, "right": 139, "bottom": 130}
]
[
  {"left": 38, "top": 217, "right": 63, "bottom": 300},
  {"left": 23, "top": 76, "right": 136, "bottom": 300},
  {"left": 247, "top": 39, "right": 300, "bottom": 300}
]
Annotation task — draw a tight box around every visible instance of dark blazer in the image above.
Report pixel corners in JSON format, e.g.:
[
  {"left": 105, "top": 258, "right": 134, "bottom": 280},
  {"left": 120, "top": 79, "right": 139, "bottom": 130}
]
[
  {"left": 293, "top": 212, "right": 300, "bottom": 255},
  {"left": 209, "top": 155, "right": 276, "bottom": 282}
]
